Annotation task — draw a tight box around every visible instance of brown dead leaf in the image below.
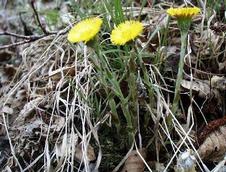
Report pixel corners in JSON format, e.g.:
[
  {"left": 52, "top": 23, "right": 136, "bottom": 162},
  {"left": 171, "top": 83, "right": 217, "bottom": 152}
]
[
  {"left": 198, "top": 116, "right": 226, "bottom": 145},
  {"left": 75, "top": 143, "right": 96, "bottom": 162},
  {"left": 121, "top": 148, "right": 146, "bottom": 172},
  {"left": 12, "top": 97, "right": 44, "bottom": 127},
  {"left": 181, "top": 79, "right": 220, "bottom": 99},
  {"left": 197, "top": 116, "right": 226, "bottom": 162},
  {"left": 211, "top": 76, "right": 226, "bottom": 91},
  {"left": 191, "top": 29, "right": 224, "bottom": 58}
]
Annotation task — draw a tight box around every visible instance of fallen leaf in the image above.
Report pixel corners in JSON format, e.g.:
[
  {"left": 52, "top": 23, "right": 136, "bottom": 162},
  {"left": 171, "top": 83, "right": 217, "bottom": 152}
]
[
  {"left": 75, "top": 143, "right": 96, "bottom": 162},
  {"left": 121, "top": 148, "right": 146, "bottom": 172},
  {"left": 211, "top": 76, "right": 226, "bottom": 91},
  {"left": 181, "top": 79, "right": 220, "bottom": 99},
  {"left": 197, "top": 116, "right": 226, "bottom": 162}
]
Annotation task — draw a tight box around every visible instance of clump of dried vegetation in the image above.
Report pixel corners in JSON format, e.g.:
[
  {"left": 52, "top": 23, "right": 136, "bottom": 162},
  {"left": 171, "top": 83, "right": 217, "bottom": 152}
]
[{"left": 0, "top": 0, "right": 226, "bottom": 171}]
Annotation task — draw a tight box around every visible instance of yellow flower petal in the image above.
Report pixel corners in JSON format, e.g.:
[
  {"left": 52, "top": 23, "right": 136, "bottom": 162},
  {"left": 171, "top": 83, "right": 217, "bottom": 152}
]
[
  {"left": 110, "top": 20, "right": 143, "bottom": 45},
  {"left": 167, "top": 7, "right": 200, "bottom": 19},
  {"left": 67, "top": 17, "right": 103, "bottom": 43}
]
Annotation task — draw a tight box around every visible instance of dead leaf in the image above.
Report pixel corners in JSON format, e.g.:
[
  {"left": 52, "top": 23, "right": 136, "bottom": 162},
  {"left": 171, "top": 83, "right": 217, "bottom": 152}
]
[
  {"left": 191, "top": 29, "right": 224, "bottom": 58},
  {"left": 13, "top": 97, "right": 44, "bottom": 127},
  {"left": 181, "top": 79, "right": 220, "bottom": 99},
  {"left": 198, "top": 116, "right": 226, "bottom": 145},
  {"left": 211, "top": 76, "right": 226, "bottom": 91},
  {"left": 75, "top": 143, "right": 96, "bottom": 162},
  {"left": 197, "top": 117, "right": 226, "bottom": 162},
  {"left": 121, "top": 148, "right": 146, "bottom": 172}
]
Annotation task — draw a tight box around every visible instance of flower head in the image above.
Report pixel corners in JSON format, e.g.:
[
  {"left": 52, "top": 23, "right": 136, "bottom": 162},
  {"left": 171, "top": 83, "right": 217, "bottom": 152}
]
[
  {"left": 67, "top": 17, "right": 103, "bottom": 43},
  {"left": 110, "top": 20, "right": 143, "bottom": 45},
  {"left": 167, "top": 7, "right": 200, "bottom": 20}
]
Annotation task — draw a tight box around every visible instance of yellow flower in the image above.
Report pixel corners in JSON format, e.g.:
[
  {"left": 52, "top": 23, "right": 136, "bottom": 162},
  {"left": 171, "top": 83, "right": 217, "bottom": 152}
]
[
  {"left": 110, "top": 20, "right": 143, "bottom": 45},
  {"left": 67, "top": 17, "right": 103, "bottom": 43},
  {"left": 167, "top": 7, "right": 200, "bottom": 19}
]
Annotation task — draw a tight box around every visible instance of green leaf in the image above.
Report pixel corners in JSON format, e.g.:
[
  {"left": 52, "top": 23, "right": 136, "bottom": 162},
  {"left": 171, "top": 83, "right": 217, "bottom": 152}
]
[
  {"left": 109, "top": 98, "right": 120, "bottom": 131},
  {"left": 45, "top": 9, "right": 59, "bottom": 25}
]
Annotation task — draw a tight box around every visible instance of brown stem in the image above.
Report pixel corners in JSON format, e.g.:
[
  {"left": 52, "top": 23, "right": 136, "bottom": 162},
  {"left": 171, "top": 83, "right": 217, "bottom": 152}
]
[
  {"left": 0, "top": 40, "right": 32, "bottom": 50},
  {"left": 0, "top": 31, "right": 31, "bottom": 39},
  {"left": 30, "top": 0, "right": 48, "bottom": 34},
  {"left": 0, "top": 26, "right": 70, "bottom": 50}
]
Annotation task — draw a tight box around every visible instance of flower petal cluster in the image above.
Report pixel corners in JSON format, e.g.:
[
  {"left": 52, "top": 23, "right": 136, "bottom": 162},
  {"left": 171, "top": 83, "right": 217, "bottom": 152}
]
[
  {"left": 67, "top": 17, "right": 103, "bottom": 43},
  {"left": 167, "top": 7, "right": 200, "bottom": 20},
  {"left": 110, "top": 20, "right": 143, "bottom": 45}
]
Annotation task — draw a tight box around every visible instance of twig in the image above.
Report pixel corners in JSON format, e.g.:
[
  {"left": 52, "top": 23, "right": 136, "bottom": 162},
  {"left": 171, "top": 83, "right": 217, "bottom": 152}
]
[
  {"left": 0, "top": 40, "right": 34, "bottom": 50},
  {"left": 30, "top": 0, "right": 48, "bottom": 34},
  {"left": 0, "top": 33, "right": 45, "bottom": 50},
  {"left": 0, "top": 26, "right": 70, "bottom": 50},
  {"left": 0, "top": 31, "right": 31, "bottom": 39}
]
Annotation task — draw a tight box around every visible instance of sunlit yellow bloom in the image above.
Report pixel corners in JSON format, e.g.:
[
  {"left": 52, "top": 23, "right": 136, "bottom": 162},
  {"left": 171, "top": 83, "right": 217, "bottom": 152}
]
[
  {"left": 110, "top": 20, "right": 143, "bottom": 45},
  {"left": 67, "top": 17, "right": 103, "bottom": 43},
  {"left": 167, "top": 7, "right": 200, "bottom": 19}
]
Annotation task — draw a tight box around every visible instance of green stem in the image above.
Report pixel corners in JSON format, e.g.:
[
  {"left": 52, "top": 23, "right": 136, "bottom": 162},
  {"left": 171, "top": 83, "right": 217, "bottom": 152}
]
[
  {"left": 94, "top": 39, "right": 134, "bottom": 139},
  {"left": 121, "top": 98, "right": 134, "bottom": 145},
  {"left": 172, "top": 30, "right": 188, "bottom": 114},
  {"left": 128, "top": 55, "right": 138, "bottom": 127}
]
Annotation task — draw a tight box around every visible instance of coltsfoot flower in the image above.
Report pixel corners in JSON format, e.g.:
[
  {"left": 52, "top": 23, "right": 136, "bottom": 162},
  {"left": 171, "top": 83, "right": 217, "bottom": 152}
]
[
  {"left": 167, "top": 7, "right": 200, "bottom": 20},
  {"left": 67, "top": 17, "right": 103, "bottom": 43},
  {"left": 110, "top": 20, "right": 143, "bottom": 45},
  {"left": 168, "top": 7, "right": 201, "bottom": 114}
]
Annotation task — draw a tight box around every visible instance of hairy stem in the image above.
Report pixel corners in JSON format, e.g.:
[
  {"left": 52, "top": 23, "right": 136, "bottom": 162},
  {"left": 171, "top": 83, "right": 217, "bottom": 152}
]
[{"left": 172, "top": 30, "right": 188, "bottom": 114}]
